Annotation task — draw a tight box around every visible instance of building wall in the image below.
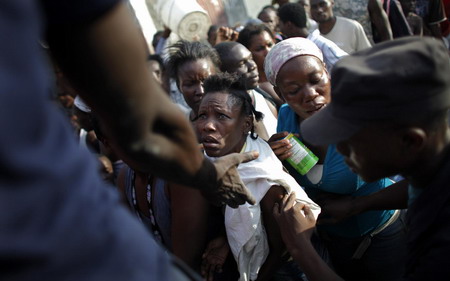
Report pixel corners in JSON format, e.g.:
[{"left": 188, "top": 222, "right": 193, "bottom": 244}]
[{"left": 243, "top": 0, "right": 272, "bottom": 21}]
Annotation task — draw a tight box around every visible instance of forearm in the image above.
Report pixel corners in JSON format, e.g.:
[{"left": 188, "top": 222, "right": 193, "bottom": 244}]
[
  {"left": 170, "top": 183, "right": 209, "bottom": 270},
  {"left": 289, "top": 241, "right": 344, "bottom": 281},
  {"left": 273, "top": 193, "right": 340, "bottom": 281},
  {"left": 47, "top": 2, "right": 206, "bottom": 184},
  {"left": 368, "top": 0, "right": 393, "bottom": 41},
  {"left": 353, "top": 179, "right": 409, "bottom": 213},
  {"left": 256, "top": 250, "right": 284, "bottom": 281},
  {"left": 257, "top": 186, "right": 286, "bottom": 281}
]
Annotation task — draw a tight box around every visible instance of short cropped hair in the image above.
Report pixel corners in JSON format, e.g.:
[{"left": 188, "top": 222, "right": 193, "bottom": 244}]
[{"left": 278, "top": 2, "right": 307, "bottom": 28}]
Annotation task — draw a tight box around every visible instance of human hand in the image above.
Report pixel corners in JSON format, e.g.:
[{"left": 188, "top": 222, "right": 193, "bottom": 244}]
[
  {"left": 273, "top": 192, "right": 316, "bottom": 249},
  {"left": 214, "top": 26, "right": 239, "bottom": 45},
  {"left": 315, "top": 193, "right": 356, "bottom": 225},
  {"left": 97, "top": 155, "right": 114, "bottom": 183},
  {"left": 268, "top": 132, "right": 293, "bottom": 161},
  {"left": 202, "top": 151, "right": 258, "bottom": 208},
  {"left": 201, "top": 236, "right": 230, "bottom": 281},
  {"left": 162, "top": 25, "right": 171, "bottom": 38}
]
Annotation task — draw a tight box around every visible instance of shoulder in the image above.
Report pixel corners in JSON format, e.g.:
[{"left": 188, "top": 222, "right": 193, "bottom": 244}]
[
  {"left": 277, "top": 105, "right": 297, "bottom": 132},
  {"left": 312, "top": 32, "right": 346, "bottom": 51},
  {"left": 336, "top": 16, "right": 363, "bottom": 28},
  {"left": 278, "top": 104, "right": 293, "bottom": 118},
  {"left": 310, "top": 34, "right": 348, "bottom": 63}
]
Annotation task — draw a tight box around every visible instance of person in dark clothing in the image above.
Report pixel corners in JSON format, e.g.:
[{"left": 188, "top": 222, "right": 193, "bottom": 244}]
[
  {"left": 272, "top": 36, "right": 450, "bottom": 281},
  {"left": 1, "top": 0, "right": 258, "bottom": 280}
]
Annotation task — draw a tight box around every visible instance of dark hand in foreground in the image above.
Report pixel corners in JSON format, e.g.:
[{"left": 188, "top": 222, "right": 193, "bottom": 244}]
[
  {"left": 201, "top": 236, "right": 230, "bottom": 281},
  {"left": 202, "top": 151, "right": 259, "bottom": 208},
  {"left": 273, "top": 192, "right": 316, "bottom": 249}
]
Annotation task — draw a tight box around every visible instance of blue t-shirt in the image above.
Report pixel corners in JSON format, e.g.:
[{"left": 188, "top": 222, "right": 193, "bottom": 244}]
[
  {"left": 0, "top": 1, "right": 177, "bottom": 280},
  {"left": 277, "top": 105, "right": 394, "bottom": 237}
]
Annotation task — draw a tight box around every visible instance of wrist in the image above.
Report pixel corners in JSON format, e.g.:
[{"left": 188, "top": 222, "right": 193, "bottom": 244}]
[{"left": 191, "top": 157, "right": 218, "bottom": 191}]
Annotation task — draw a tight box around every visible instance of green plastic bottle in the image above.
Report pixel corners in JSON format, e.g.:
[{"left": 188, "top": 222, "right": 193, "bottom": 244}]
[{"left": 284, "top": 133, "right": 319, "bottom": 175}]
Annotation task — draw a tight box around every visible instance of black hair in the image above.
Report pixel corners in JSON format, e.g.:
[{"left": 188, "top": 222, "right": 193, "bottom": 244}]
[
  {"left": 261, "top": 5, "right": 278, "bottom": 12},
  {"left": 166, "top": 40, "right": 221, "bottom": 81},
  {"left": 278, "top": 2, "right": 307, "bottom": 28},
  {"left": 147, "top": 54, "right": 165, "bottom": 72},
  {"left": 258, "top": 5, "right": 278, "bottom": 18},
  {"left": 237, "top": 23, "right": 275, "bottom": 49},
  {"left": 203, "top": 72, "right": 264, "bottom": 139},
  {"left": 213, "top": 41, "right": 241, "bottom": 72}
]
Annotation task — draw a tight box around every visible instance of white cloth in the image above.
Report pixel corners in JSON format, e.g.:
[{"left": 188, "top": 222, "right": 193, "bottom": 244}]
[
  {"left": 79, "top": 128, "right": 88, "bottom": 150},
  {"left": 74, "top": 95, "right": 91, "bottom": 113},
  {"left": 308, "top": 18, "right": 318, "bottom": 33},
  {"left": 307, "top": 29, "right": 348, "bottom": 72},
  {"left": 321, "top": 16, "right": 372, "bottom": 54},
  {"left": 215, "top": 136, "right": 321, "bottom": 281},
  {"left": 252, "top": 89, "right": 278, "bottom": 138}
]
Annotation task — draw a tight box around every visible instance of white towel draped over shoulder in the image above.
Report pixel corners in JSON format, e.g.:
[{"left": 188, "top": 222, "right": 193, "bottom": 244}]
[{"left": 208, "top": 136, "right": 321, "bottom": 281}]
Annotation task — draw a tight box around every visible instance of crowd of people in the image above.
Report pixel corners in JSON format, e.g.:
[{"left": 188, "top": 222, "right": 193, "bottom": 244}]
[{"left": 3, "top": 0, "right": 450, "bottom": 281}]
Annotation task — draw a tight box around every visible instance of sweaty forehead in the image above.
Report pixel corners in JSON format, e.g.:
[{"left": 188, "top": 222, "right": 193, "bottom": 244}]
[
  {"left": 260, "top": 10, "right": 276, "bottom": 19},
  {"left": 201, "top": 92, "right": 235, "bottom": 109},
  {"left": 228, "top": 45, "right": 251, "bottom": 63},
  {"left": 179, "top": 59, "right": 215, "bottom": 76},
  {"left": 277, "top": 55, "right": 324, "bottom": 83}
]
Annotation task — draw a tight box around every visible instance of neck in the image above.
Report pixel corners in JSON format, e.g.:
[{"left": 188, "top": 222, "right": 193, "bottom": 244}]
[
  {"left": 405, "top": 127, "right": 450, "bottom": 189},
  {"left": 318, "top": 16, "right": 336, "bottom": 34},
  {"left": 291, "top": 27, "right": 310, "bottom": 38},
  {"left": 247, "top": 89, "right": 255, "bottom": 105}
]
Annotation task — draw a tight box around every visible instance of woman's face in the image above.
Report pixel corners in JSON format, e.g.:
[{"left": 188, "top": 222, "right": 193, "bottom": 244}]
[
  {"left": 177, "top": 58, "right": 216, "bottom": 114},
  {"left": 275, "top": 55, "right": 331, "bottom": 121},
  {"left": 248, "top": 31, "right": 275, "bottom": 72},
  {"left": 196, "top": 92, "right": 251, "bottom": 157}
]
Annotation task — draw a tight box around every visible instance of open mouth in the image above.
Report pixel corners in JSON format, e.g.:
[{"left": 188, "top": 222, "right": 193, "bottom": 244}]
[
  {"left": 307, "top": 103, "right": 326, "bottom": 114},
  {"left": 201, "top": 135, "right": 220, "bottom": 150}
]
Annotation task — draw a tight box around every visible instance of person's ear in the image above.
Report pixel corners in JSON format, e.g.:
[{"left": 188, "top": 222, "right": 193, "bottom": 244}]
[
  {"left": 400, "top": 127, "right": 427, "bottom": 153},
  {"left": 243, "top": 115, "right": 252, "bottom": 134}
]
